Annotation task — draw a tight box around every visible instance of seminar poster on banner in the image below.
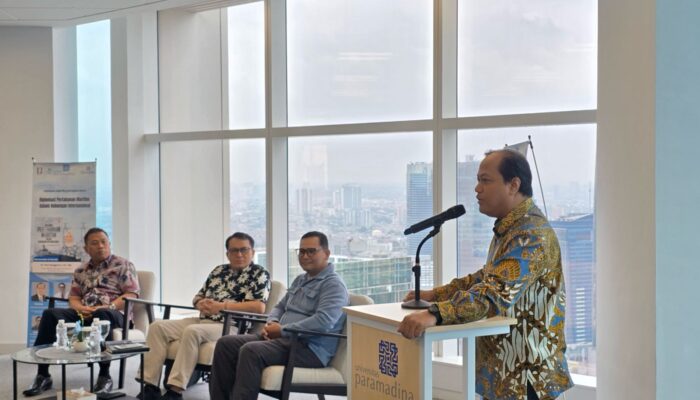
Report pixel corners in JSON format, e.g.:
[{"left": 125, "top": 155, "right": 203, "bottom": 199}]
[{"left": 28, "top": 162, "right": 96, "bottom": 345}]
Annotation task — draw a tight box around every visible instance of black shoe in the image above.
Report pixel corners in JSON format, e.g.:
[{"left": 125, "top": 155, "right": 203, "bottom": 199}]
[
  {"left": 22, "top": 374, "right": 53, "bottom": 397},
  {"left": 159, "top": 389, "right": 183, "bottom": 400},
  {"left": 136, "top": 383, "right": 161, "bottom": 400},
  {"left": 94, "top": 375, "right": 113, "bottom": 394}
]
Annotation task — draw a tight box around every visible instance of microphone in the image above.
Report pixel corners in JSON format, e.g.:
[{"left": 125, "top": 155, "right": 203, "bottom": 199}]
[{"left": 404, "top": 205, "right": 466, "bottom": 235}]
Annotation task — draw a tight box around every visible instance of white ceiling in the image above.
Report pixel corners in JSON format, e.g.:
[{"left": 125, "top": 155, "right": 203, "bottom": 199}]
[{"left": 0, "top": 0, "right": 235, "bottom": 27}]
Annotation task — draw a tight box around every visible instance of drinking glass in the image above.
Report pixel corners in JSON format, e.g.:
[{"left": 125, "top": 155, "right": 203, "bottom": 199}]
[
  {"left": 65, "top": 322, "right": 76, "bottom": 349},
  {"left": 98, "top": 320, "right": 111, "bottom": 341}
]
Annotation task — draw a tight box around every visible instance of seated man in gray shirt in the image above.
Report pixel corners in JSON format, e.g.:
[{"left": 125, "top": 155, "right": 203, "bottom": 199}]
[{"left": 209, "top": 231, "right": 349, "bottom": 400}]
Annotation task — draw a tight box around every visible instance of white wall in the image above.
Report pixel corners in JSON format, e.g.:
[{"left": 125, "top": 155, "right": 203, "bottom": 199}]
[
  {"left": 597, "top": 0, "right": 656, "bottom": 398},
  {"left": 158, "top": 9, "right": 227, "bottom": 305},
  {"left": 655, "top": 1, "right": 700, "bottom": 399},
  {"left": 110, "top": 14, "right": 161, "bottom": 286},
  {"left": 52, "top": 26, "right": 78, "bottom": 162},
  {"left": 0, "top": 27, "right": 55, "bottom": 350}
]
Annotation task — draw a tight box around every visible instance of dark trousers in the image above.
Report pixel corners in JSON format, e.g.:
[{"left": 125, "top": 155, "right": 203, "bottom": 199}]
[
  {"left": 34, "top": 307, "right": 124, "bottom": 376},
  {"left": 209, "top": 334, "right": 324, "bottom": 400},
  {"left": 527, "top": 381, "right": 539, "bottom": 400}
]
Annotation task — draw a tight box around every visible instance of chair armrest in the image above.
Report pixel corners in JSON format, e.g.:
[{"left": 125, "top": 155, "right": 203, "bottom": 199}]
[
  {"left": 278, "top": 327, "right": 346, "bottom": 393},
  {"left": 48, "top": 296, "right": 68, "bottom": 309},
  {"left": 283, "top": 327, "right": 347, "bottom": 340},
  {"left": 221, "top": 310, "right": 269, "bottom": 336},
  {"left": 125, "top": 297, "right": 196, "bottom": 310},
  {"left": 124, "top": 298, "right": 197, "bottom": 320},
  {"left": 221, "top": 310, "right": 269, "bottom": 320},
  {"left": 123, "top": 297, "right": 159, "bottom": 338}
]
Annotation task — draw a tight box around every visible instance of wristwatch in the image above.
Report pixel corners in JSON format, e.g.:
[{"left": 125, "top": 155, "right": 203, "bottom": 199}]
[
  {"left": 427, "top": 303, "right": 443, "bottom": 325},
  {"left": 109, "top": 302, "right": 117, "bottom": 311}
]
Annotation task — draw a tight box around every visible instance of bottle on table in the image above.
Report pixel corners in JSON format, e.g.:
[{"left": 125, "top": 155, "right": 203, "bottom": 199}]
[
  {"left": 89, "top": 318, "right": 102, "bottom": 356},
  {"left": 55, "top": 319, "right": 68, "bottom": 349}
]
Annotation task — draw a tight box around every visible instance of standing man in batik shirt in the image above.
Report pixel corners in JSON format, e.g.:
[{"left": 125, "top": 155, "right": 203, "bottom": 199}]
[
  {"left": 24, "top": 227, "right": 140, "bottom": 397},
  {"left": 398, "top": 149, "right": 573, "bottom": 400},
  {"left": 138, "top": 232, "right": 270, "bottom": 400}
]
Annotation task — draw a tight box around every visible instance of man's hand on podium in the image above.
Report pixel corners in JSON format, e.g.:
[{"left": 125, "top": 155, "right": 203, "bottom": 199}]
[
  {"left": 397, "top": 310, "right": 437, "bottom": 339},
  {"left": 403, "top": 289, "right": 436, "bottom": 302}
]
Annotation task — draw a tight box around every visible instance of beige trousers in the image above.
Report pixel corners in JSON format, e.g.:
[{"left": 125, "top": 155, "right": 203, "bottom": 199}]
[{"left": 142, "top": 317, "right": 222, "bottom": 389}]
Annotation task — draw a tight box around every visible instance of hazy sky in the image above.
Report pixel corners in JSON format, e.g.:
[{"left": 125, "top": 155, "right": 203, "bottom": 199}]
[{"left": 81, "top": 0, "right": 597, "bottom": 194}]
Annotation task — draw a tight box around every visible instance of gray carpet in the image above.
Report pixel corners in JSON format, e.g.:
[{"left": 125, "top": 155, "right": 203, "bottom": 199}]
[{"left": 1, "top": 354, "right": 344, "bottom": 400}]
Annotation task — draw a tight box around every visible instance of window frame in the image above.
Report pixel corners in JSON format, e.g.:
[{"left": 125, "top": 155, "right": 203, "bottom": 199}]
[{"left": 144, "top": 0, "right": 597, "bottom": 383}]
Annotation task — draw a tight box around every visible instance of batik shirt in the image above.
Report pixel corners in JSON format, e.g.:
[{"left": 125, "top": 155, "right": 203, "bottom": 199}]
[
  {"left": 433, "top": 198, "right": 573, "bottom": 400},
  {"left": 70, "top": 254, "right": 140, "bottom": 307},
  {"left": 192, "top": 263, "right": 270, "bottom": 323}
]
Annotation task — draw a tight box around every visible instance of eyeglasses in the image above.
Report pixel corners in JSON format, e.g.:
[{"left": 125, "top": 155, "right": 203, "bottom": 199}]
[
  {"left": 295, "top": 247, "right": 322, "bottom": 256},
  {"left": 227, "top": 247, "right": 251, "bottom": 255}
]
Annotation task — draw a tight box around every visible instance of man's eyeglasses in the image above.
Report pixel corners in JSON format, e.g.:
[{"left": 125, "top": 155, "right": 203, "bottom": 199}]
[
  {"left": 227, "top": 247, "right": 251, "bottom": 255},
  {"left": 295, "top": 247, "right": 322, "bottom": 256}
]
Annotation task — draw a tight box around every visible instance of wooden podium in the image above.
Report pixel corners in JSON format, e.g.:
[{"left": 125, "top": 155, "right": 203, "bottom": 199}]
[{"left": 344, "top": 302, "right": 516, "bottom": 400}]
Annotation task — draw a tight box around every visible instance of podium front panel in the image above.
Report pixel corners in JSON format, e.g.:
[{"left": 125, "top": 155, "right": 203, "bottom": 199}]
[{"left": 350, "top": 322, "right": 421, "bottom": 400}]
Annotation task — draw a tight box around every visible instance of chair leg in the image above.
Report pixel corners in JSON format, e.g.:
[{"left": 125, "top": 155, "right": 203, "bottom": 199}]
[
  {"left": 163, "top": 361, "right": 173, "bottom": 385},
  {"left": 185, "top": 370, "right": 201, "bottom": 388},
  {"left": 118, "top": 358, "right": 126, "bottom": 389}
]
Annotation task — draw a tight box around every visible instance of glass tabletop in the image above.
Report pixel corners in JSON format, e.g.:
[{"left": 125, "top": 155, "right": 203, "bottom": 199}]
[{"left": 11, "top": 344, "right": 139, "bottom": 365}]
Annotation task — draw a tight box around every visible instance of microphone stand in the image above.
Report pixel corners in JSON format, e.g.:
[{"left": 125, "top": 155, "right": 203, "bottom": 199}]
[{"left": 402, "top": 224, "right": 441, "bottom": 309}]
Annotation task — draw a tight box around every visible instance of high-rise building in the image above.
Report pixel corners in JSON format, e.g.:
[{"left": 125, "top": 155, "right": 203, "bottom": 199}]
[
  {"left": 406, "top": 162, "right": 433, "bottom": 256},
  {"left": 551, "top": 214, "right": 595, "bottom": 346},
  {"left": 295, "top": 186, "right": 313, "bottom": 215},
  {"left": 341, "top": 184, "right": 362, "bottom": 210},
  {"left": 457, "top": 156, "right": 494, "bottom": 276},
  {"left": 288, "top": 253, "right": 414, "bottom": 304},
  {"left": 298, "top": 144, "right": 329, "bottom": 190}
]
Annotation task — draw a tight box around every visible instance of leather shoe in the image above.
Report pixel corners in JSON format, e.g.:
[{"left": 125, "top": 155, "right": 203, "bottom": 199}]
[
  {"left": 136, "top": 383, "right": 161, "bottom": 400},
  {"left": 22, "top": 374, "right": 53, "bottom": 397},
  {"left": 159, "top": 389, "right": 183, "bottom": 400},
  {"left": 94, "top": 375, "right": 113, "bottom": 394}
]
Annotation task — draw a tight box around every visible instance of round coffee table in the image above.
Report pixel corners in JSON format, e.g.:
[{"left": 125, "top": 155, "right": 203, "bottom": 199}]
[{"left": 11, "top": 344, "right": 144, "bottom": 400}]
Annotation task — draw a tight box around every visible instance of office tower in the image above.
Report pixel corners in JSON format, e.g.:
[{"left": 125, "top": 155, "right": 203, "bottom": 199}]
[
  {"left": 299, "top": 144, "right": 329, "bottom": 190},
  {"left": 296, "top": 186, "right": 313, "bottom": 215},
  {"left": 457, "top": 156, "right": 494, "bottom": 276},
  {"left": 341, "top": 184, "right": 362, "bottom": 210},
  {"left": 334, "top": 256, "right": 414, "bottom": 304},
  {"left": 551, "top": 214, "right": 595, "bottom": 347},
  {"left": 406, "top": 162, "right": 433, "bottom": 256}
]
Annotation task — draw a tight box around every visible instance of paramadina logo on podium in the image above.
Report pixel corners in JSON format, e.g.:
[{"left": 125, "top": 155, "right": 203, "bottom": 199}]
[
  {"left": 353, "top": 339, "right": 416, "bottom": 399},
  {"left": 379, "top": 339, "right": 399, "bottom": 377}
]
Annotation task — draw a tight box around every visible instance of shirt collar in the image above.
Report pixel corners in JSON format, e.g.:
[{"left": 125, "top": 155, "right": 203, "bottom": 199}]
[
  {"left": 303, "top": 262, "right": 335, "bottom": 282},
  {"left": 88, "top": 254, "right": 113, "bottom": 270},
  {"left": 226, "top": 262, "right": 254, "bottom": 275},
  {"left": 493, "top": 198, "right": 534, "bottom": 237}
]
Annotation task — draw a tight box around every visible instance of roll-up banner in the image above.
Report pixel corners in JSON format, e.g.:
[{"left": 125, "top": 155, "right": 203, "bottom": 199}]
[{"left": 27, "top": 162, "right": 96, "bottom": 345}]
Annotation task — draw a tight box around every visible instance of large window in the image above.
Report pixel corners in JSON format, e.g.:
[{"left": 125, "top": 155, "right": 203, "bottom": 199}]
[
  {"left": 77, "top": 20, "right": 112, "bottom": 234},
  {"left": 229, "top": 139, "right": 266, "bottom": 262},
  {"left": 227, "top": 3, "right": 265, "bottom": 130},
  {"left": 288, "top": 133, "right": 433, "bottom": 303},
  {"left": 457, "top": 0, "right": 597, "bottom": 116},
  {"left": 454, "top": 0, "right": 598, "bottom": 377},
  {"left": 153, "top": 0, "right": 598, "bottom": 383},
  {"left": 287, "top": 0, "right": 433, "bottom": 126}
]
